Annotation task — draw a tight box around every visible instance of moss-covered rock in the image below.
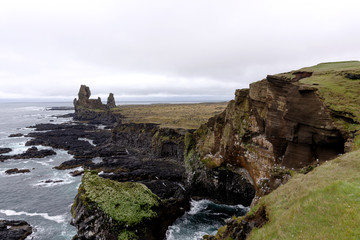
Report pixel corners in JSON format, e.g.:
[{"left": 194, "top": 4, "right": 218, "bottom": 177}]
[{"left": 71, "top": 171, "right": 161, "bottom": 240}]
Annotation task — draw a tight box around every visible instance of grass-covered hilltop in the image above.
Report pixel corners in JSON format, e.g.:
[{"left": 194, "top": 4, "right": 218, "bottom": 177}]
[
  {"left": 70, "top": 61, "right": 360, "bottom": 240},
  {"left": 203, "top": 61, "right": 360, "bottom": 239}
]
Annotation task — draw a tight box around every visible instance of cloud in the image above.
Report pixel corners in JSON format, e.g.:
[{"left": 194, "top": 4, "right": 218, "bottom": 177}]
[{"left": 0, "top": 0, "right": 359, "bottom": 101}]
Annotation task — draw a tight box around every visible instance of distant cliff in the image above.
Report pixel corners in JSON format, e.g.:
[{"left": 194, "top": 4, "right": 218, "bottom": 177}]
[
  {"left": 185, "top": 61, "right": 360, "bottom": 207},
  {"left": 73, "top": 85, "right": 118, "bottom": 125}
]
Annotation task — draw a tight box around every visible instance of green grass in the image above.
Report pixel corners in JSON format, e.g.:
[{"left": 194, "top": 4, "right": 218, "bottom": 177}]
[
  {"left": 248, "top": 149, "right": 360, "bottom": 240},
  {"left": 301, "top": 61, "right": 360, "bottom": 72},
  {"left": 79, "top": 171, "right": 160, "bottom": 226}
]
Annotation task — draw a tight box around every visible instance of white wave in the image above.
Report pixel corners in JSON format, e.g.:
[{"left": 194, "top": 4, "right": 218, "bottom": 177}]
[
  {"left": 33, "top": 177, "right": 74, "bottom": 187},
  {"left": 188, "top": 199, "right": 211, "bottom": 215},
  {"left": 78, "top": 138, "right": 95, "bottom": 146},
  {"left": 35, "top": 161, "right": 50, "bottom": 166},
  {"left": 0, "top": 209, "right": 66, "bottom": 223}
]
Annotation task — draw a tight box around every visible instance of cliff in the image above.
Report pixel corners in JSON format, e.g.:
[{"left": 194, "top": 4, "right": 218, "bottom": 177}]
[
  {"left": 185, "top": 61, "right": 360, "bottom": 206},
  {"left": 73, "top": 85, "right": 118, "bottom": 125}
]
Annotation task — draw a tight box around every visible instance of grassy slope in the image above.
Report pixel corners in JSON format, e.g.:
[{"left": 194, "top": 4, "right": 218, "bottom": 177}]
[
  {"left": 248, "top": 149, "right": 360, "bottom": 240},
  {"left": 112, "top": 102, "right": 228, "bottom": 129}
]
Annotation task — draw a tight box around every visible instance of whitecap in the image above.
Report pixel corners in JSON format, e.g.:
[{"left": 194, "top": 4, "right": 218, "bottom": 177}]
[
  {"left": 0, "top": 209, "right": 66, "bottom": 223},
  {"left": 78, "top": 138, "right": 95, "bottom": 146}
]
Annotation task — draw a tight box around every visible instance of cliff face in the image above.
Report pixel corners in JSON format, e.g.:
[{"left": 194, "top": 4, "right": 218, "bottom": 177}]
[
  {"left": 186, "top": 62, "right": 360, "bottom": 206},
  {"left": 112, "top": 123, "right": 186, "bottom": 161},
  {"left": 73, "top": 85, "right": 118, "bottom": 125}
]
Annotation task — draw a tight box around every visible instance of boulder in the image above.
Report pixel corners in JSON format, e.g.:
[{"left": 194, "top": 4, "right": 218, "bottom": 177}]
[{"left": 0, "top": 220, "right": 32, "bottom": 240}]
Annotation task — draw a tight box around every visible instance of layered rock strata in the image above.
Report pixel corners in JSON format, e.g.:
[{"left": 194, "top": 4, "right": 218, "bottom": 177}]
[{"left": 185, "top": 72, "right": 351, "bottom": 206}]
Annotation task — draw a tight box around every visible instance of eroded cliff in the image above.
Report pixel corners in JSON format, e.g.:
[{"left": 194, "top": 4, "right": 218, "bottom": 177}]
[{"left": 185, "top": 61, "right": 360, "bottom": 206}]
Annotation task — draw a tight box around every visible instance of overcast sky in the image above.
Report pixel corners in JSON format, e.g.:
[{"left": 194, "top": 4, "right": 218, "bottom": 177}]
[{"left": 0, "top": 0, "right": 359, "bottom": 102}]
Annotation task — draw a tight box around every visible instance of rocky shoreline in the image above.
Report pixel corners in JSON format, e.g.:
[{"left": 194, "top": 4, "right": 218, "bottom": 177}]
[{"left": 1, "top": 61, "right": 359, "bottom": 240}]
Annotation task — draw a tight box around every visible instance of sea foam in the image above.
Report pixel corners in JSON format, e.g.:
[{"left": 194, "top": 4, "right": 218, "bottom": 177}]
[{"left": 0, "top": 209, "right": 66, "bottom": 223}]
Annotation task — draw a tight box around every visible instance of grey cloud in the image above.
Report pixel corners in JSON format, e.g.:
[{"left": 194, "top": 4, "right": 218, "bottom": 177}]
[{"left": 0, "top": 0, "right": 359, "bottom": 101}]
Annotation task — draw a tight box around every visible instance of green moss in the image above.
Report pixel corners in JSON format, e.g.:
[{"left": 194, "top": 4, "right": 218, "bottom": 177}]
[
  {"left": 117, "top": 230, "right": 137, "bottom": 240},
  {"left": 80, "top": 171, "right": 160, "bottom": 226},
  {"left": 201, "top": 157, "right": 219, "bottom": 169}
]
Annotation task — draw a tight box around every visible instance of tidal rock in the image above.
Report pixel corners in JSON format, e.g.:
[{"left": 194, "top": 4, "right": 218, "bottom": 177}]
[
  {"left": 0, "top": 220, "right": 32, "bottom": 240},
  {"left": 70, "top": 170, "right": 85, "bottom": 177},
  {"left": 5, "top": 168, "right": 30, "bottom": 175},
  {"left": 0, "top": 148, "right": 12, "bottom": 154},
  {"left": 0, "top": 147, "right": 56, "bottom": 162},
  {"left": 8, "top": 133, "right": 23, "bottom": 138},
  {"left": 43, "top": 179, "right": 64, "bottom": 184}
]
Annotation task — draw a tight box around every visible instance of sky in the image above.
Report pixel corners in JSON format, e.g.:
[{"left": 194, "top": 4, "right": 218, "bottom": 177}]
[{"left": 0, "top": 0, "right": 359, "bottom": 102}]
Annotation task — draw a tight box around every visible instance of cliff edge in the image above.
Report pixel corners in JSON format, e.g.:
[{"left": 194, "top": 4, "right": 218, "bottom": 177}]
[{"left": 185, "top": 61, "right": 360, "bottom": 206}]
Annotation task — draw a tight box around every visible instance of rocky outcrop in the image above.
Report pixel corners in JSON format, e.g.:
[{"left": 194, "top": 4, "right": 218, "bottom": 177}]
[
  {"left": 204, "top": 205, "right": 268, "bottom": 240},
  {"left": 0, "top": 148, "right": 12, "bottom": 154},
  {"left": 107, "top": 93, "right": 116, "bottom": 108},
  {"left": 185, "top": 71, "right": 352, "bottom": 206},
  {"left": 73, "top": 85, "right": 118, "bottom": 125},
  {"left": 71, "top": 171, "right": 188, "bottom": 240},
  {"left": 5, "top": 168, "right": 31, "bottom": 175},
  {"left": 0, "top": 220, "right": 32, "bottom": 240},
  {"left": 112, "top": 123, "right": 186, "bottom": 161},
  {"left": 0, "top": 146, "right": 56, "bottom": 162}
]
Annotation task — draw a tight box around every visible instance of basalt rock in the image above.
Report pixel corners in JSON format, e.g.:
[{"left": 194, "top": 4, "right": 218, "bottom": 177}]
[
  {"left": 0, "top": 220, "right": 32, "bottom": 240},
  {"left": 0, "top": 146, "right": 56, "bottom": 162},
  {"left": 204, "top": 205, "right": 268, "bottom": 240},
  {"left": 107, "top": 93, "right": 116, "bottom": 108},
  {"left": 73, "top": 85, "right": 118, "bottom": 125},
  {"left": 185, "top": 70, "right": 350, "bottom": 206},
  {"left": 5, "top": 168, "right": 31, "bottom": 175},
  {"left": 0, "top": 148, "right": 12, "bottom": 154},
  {"left": 8, "top": 133, "right": 23, "bottom": 138},
  {"left": 112, "top": 123, "right": 185, "bottom": 161}
]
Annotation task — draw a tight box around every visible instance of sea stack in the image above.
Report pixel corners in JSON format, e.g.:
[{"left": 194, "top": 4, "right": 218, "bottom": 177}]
[
  {"left": 107, "top": 93, "right": 116, "bottom": 108},
  {"left": 73, "top": 85, "right": 118, "bottom": 125}
]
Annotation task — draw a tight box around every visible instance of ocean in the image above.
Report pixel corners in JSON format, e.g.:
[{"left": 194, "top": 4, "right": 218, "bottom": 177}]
[{"left": 0, "top": 102, "right": 248, "bottom": 240}]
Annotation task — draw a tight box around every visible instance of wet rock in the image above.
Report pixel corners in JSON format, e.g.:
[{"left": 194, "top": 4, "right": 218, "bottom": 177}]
[
  {"left": 0, "top": 148, "right": 12, "bottom": 154},
  {"left": 5, "top": 168, "right": 31, "bottom": 175},
  {"left": 70, "top": 170, "right": 85, "bottom": 177},
  {"left": 204, "top": 206, "right": 268, "bottom": 240},
  {"left": 8, "top": 133, "right": 23, "bottom": 138},
  {"left": 0, "top": 220, "right": 32, "bottom": 240},
  {"left": 46, "top": 106, "right": 75, "bottom": 111},
  {"left": 25, "top": 123, "right": 112, "bottom": 159},
  {"left": 0, "top": 147, "right": 56, "bottom": 162},
  {"left": 43, "top": 179, "right": 64, "bottom": 184}
]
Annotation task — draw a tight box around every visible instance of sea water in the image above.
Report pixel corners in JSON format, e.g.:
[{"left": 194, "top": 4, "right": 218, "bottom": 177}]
[
  {"left": 0, "top": 102, "right": 249, "bottom": 240},
  {"left": 0, "top": 102, "right": 79, "bottom": 239}
]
